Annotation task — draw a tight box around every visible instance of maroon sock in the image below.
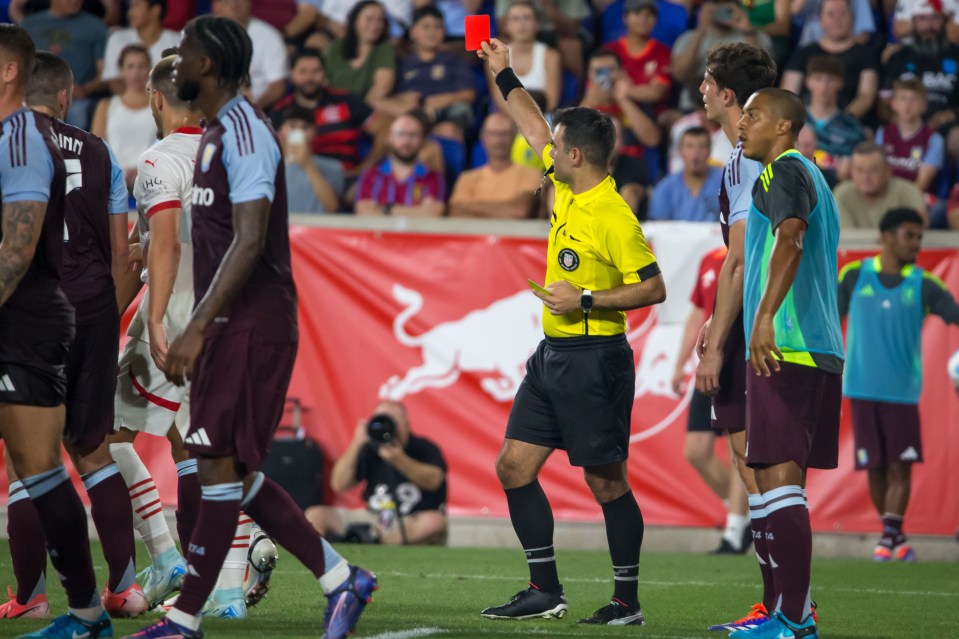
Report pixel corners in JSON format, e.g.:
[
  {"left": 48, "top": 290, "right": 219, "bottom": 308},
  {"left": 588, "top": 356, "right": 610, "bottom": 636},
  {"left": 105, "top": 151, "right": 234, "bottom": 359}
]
[
  {"left": 22, "top": 468, "right": 99, "bottom": 609},
  {"left": 764, "top": 497, "right": 811, "bottom": 623},
  {"left": 751, "top": 514, "right": 776, "bottom": 611},
  {"left": 6, "top": 482, "right": 47, "bottom": 604},
  {"left": 243, "top": 475, "right": 325, "bottom": 578},
  {"left": 175, "top": 482, "right": 243, "bottom": 617},
  {"left": 84, "top": 466, "right": 137, "bottom": 592},
  {"left": 176, "top": 470, "right": 201, "bottom": 553}
]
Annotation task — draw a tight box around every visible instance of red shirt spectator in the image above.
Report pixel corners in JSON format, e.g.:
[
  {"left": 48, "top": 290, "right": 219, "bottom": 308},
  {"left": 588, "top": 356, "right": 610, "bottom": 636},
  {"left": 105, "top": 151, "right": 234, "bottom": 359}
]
[
  {"left": 691, "top": 246, "right": 728, "bottom": 320},
  {"left": 356, "top": 159, "right": 445, "bottom": 209},
  {"left": 163, "top": 0, "right": 195, "bottom": 30}
]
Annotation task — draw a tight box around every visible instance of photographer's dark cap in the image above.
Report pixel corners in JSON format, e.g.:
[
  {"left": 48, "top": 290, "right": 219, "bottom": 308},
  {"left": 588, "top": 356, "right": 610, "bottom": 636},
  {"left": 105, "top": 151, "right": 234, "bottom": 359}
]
[{"left": 625, "top": 0, "right": 658, "bottom": 14}]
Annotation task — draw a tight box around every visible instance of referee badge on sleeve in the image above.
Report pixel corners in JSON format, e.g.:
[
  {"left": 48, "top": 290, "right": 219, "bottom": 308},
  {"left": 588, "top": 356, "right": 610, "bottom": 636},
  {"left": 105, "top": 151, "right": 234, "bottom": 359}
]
[
  {"left": 200, "top": 143, "right": 216, "bottom": 172},
  {"left": 558, "top": 248, "right": 580, "bottom": 271}
]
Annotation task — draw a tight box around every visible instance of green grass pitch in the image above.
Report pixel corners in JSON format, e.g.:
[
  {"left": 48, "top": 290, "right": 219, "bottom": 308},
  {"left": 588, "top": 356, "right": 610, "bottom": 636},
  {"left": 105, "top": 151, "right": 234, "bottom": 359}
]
[{"left": 1, "top": 541, "right": 956, "bottom": 638}]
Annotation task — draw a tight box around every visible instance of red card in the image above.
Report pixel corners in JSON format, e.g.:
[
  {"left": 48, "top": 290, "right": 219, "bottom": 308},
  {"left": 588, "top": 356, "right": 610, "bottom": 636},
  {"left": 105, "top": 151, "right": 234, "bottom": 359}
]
[{"left": 464, "top": 15, "right": 490, "bottom": 51}]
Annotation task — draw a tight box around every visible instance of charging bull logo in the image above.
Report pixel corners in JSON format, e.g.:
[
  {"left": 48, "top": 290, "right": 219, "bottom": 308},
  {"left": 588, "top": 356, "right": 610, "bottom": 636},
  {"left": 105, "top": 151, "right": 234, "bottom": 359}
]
[
  {"left": 379, "top": 284, "right": 543, "bottom": 402},
  {"left": 380, "top": 283, "right": 683, "bottom": 444}
]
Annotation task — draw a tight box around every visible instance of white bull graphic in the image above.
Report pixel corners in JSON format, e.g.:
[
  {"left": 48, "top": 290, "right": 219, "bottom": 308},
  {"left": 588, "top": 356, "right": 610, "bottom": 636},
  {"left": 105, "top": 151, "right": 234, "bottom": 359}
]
[{"left": 379, "top": 285, "right": 543, "bottom": 402}]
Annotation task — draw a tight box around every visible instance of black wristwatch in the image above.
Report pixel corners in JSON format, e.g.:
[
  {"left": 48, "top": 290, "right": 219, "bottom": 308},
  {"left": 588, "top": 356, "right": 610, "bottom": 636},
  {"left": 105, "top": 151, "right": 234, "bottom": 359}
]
[{"left": 580, "top": 289, "right": 593, "bottom": 314}]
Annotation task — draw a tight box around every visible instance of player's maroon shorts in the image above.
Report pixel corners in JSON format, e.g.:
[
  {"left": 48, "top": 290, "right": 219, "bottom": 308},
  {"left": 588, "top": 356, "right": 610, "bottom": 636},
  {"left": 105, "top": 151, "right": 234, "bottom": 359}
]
[
  {"left": 64, "top": 315, "right": 120, "bottom": 456},
  {"left": 186, "top": 328, "right": 297, "bottom": 472},
  {"left": 745, "top": 361, "right": 842, "bottom": 470},
  {"left": 711, "top": 310, "right": 747, "bottom": 435},
  {"left": 0, "top": 310, "right": 73, "bottom": 407},
  {"left": 849, "top": 399, "right": 922, "bottom": 470}
]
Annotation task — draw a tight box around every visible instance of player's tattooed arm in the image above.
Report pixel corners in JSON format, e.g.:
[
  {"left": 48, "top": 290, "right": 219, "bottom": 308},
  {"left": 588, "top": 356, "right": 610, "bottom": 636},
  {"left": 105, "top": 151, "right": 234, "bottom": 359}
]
[{"left": 0, "top": 200, "right": 46, "bottom": 308}]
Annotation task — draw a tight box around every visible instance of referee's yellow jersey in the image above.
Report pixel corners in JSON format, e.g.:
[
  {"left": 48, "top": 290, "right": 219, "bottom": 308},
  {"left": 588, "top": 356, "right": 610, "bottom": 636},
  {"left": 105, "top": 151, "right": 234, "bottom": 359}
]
[{"left": 541, "top": 144, "right": 660, "bottom": 338}]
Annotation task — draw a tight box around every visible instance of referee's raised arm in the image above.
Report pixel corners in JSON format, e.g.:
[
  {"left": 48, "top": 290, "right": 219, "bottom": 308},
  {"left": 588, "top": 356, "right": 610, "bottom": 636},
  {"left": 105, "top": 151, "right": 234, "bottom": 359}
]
[{"left": 478, "top": 39, "right": 551, "bottom": 157}]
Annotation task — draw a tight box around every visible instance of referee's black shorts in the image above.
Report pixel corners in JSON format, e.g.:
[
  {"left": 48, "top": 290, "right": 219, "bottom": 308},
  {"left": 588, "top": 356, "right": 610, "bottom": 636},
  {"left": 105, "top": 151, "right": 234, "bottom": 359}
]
[{"left": 506, "top": 334, "right": 634, "bottom": 467}]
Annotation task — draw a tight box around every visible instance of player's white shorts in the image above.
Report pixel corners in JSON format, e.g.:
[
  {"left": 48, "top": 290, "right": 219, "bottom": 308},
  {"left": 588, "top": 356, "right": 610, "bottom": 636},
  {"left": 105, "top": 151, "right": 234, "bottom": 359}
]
[{"left": 114, "top": 290, "right": 193, "bottom": 438}]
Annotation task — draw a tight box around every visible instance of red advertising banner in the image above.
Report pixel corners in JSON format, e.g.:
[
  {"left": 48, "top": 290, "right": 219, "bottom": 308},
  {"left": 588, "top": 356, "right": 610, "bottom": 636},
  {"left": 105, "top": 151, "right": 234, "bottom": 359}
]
[{"left": 3, "top": 224, "right": 957, "bottom": 536}]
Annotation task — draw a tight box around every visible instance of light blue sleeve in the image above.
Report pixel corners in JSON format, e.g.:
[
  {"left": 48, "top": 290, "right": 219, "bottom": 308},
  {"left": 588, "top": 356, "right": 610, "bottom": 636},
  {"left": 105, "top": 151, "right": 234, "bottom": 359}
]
[
  {"left": 923, "top": 133, "right": 945, "bottom": 169},
  {"left": 0, "top": 116, "right": 54, "bottom": 204},
  {"left": 851, "top": 0, "right": 876, "bottom": 35},
  {"left": 874, "top": 127, "right": 885, "bottom": 145},
  {"left": 104, "top": 141, "right": 130, "bottom": 215},
  {"left": 729, "top": 158, "right": 763, "bottom": 226},
  {"left": 222, "top": 110, "right": 280, "bottom": 204},
  {"left": 647, "top": 180, "right": 669, "bottom": 221}
]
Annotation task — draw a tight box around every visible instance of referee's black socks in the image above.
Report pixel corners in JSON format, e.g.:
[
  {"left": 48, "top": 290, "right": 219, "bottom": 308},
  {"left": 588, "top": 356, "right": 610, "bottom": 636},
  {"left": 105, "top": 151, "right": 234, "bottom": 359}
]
[
  {"left": 602, "top": 491, "right": 644, "bottom": 609},
  {"left": 505, "top": 480, "right": 561, "bottom": 594}
]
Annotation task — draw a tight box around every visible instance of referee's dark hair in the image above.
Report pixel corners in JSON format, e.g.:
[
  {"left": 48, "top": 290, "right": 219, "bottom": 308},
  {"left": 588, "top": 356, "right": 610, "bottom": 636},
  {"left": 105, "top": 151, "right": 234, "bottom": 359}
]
[
  {"left": 753, "top": 87, "right": 805, "bottom": 136},
  {"left": 705, "top": 42, "right": 777, "bottom": 109},
  {"left": 183, "top": 15, "right": 253, "bottom": 90},
  {"left": 26, "top": 51, "right": 73, "bottom": 113},
  {"left": 880, "top": 208, "right": 925, "bottom": 234},
  {"left": 0, "top": 24, "right": 37, "bottom": 90},
  {"left": 554, "top": 107, "right": 616, "bottom": 170}
]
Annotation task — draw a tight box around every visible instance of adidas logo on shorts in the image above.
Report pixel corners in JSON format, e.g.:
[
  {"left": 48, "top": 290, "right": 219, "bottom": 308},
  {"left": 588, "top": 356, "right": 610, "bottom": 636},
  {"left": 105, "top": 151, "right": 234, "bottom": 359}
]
[
  {"left": 0, "top": 374, "right": 15, "bottom": 392},
  {"left": 185, "top": 428, "right": 212, "bottom": 446}
]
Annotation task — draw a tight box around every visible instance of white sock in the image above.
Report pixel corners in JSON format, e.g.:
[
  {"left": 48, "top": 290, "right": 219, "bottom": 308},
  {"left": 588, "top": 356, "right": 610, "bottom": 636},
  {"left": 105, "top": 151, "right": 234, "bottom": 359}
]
[
  {"left": 723, "top": 512, "right": 750, "bottom": 549},
  {"left": 319, "top": 559, "right": 352, "bottom": 595},
  {"left": 109, "top": 442, "right": 176, "bottom": 562},
  {"left": 213, "top": 511, "right": 252, "bottom": 596},
  {"left": 167, "top": 607, "right": 202, "bottom": 631}
]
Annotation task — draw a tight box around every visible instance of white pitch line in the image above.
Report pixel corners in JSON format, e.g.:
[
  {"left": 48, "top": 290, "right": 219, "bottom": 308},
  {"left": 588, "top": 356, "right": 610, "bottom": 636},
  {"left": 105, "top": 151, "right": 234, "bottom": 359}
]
[
  {"left": 371, "top": 571, "right": 959, "bottom": 598},
  {"left": 364, "top": 627, "right": 446, "bottom": 639},
  {"left": 269, "top": 568, "right": 958, "bottom": 598}
]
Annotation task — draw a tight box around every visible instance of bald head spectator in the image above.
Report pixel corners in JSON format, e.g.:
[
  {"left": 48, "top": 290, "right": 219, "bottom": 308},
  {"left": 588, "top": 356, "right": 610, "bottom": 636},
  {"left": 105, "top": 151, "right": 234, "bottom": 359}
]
[
  {"left": 833, "top": 142, "right": 929, "bottom": 229},
  {"left": 212, "top": 0, "right": 290, "bottom": 110},
  {"left": 781, "top": 0, "right": 879, "bottom": 119},
  {"left": 102, "top": 0, "right": 180, "bottom": 93},
  {"left": 355, "top": 111, "right": 445, "bottom": 217},
  {"left": 449, "top": 113, "right": 543, "bottom": 219},
  {"left": 22, "top": 0, "right": 108, "bottom": 128}
]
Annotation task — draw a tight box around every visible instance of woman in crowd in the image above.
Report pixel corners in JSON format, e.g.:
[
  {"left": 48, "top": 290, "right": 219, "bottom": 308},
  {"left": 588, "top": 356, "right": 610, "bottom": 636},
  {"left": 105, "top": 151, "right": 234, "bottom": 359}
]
[{"left": 91, "top": 44, "right": 157, "bottom": 189}]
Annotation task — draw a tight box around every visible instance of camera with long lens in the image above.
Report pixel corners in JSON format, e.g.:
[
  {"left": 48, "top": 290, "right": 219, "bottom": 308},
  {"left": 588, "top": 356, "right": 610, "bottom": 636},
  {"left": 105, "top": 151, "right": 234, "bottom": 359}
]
[{"left": 366, "top": 413, "right": 397, "bottom": 447}]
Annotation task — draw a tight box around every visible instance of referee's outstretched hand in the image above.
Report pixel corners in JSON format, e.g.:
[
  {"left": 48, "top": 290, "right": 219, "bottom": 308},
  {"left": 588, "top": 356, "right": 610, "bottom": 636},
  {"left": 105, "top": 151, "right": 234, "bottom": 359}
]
[{"left": 478, "top": 38, "right": 510, "bottom": 76}]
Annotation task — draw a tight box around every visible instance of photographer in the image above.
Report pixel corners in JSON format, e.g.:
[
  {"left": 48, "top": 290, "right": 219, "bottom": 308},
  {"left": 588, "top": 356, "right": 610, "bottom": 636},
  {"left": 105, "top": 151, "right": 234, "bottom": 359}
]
[{"left": 310, "top": 401, "right": 448, "bottom": 545}]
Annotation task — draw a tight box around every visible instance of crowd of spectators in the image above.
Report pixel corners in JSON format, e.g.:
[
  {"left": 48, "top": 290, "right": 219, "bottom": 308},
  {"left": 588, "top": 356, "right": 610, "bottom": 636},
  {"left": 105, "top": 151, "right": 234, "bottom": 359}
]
[{"left": 5, "top": 0, "right": 959, "bottom": 229}]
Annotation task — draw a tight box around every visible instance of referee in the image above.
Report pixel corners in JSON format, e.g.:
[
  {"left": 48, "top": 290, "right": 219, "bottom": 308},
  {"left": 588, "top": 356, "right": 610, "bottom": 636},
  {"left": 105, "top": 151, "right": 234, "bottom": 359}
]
[{"left": 477, "top": 38, "right": 666, "bottom": 626}]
